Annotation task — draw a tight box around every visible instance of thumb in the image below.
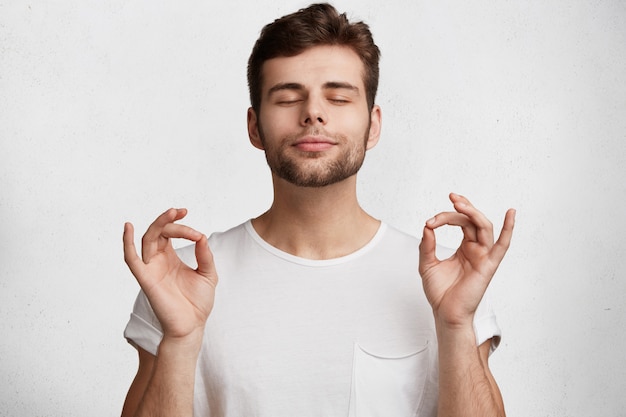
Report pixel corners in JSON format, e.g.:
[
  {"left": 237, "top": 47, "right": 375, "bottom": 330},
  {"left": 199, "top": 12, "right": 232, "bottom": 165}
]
[
  {"left": 419, "top": 226, "right": 438, "bottom": 274},
  {"left": 195, "top": 235, "right": 218, "bottom": 285}
]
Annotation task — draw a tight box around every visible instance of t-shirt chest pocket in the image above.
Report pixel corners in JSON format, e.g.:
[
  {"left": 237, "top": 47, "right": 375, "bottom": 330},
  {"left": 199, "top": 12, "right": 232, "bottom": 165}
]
[{"left": 348, "top": 341, "right": 432, "bottom": 417}]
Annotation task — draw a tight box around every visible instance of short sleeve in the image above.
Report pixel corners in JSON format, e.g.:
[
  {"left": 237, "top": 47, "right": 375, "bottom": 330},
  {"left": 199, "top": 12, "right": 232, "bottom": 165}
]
[
  {"left": 473, "top": 290, "right": 501, "bottom": 354},
  {"left": 123, "top": 290, "right": 164, "bottom": 356}
]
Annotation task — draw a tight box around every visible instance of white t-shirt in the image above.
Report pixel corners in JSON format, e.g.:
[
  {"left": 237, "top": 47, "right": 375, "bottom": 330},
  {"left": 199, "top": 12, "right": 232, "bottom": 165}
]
[{"left": 124, "top": 220, "right": 501, "bottom": 417}]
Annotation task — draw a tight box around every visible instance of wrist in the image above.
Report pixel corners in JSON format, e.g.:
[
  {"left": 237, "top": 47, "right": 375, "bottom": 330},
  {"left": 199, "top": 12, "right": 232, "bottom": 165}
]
[
  {"left": 433, "top": 306, "right": 475, "bottom": 330},
  {"left": 434, "top": 317, "right": 477, "bottom": 348},
  {"left": 159, "top": 328, "right": 204, "bottom": 359}
]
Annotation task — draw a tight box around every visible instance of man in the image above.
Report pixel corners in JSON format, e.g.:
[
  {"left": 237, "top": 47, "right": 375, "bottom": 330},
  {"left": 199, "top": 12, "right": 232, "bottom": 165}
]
[{"left": 121, "top": 3, "right": 515, "bottom": 417}]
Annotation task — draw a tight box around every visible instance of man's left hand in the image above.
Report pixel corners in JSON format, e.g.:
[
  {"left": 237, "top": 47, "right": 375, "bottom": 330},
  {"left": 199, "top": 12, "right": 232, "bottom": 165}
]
[{"left": 419, "top": 193, "right": 516, "bottom": 329}]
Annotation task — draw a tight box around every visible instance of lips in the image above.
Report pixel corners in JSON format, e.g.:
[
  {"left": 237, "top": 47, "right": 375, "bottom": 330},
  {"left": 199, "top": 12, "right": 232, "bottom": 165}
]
[{"left": 292, "top": 135, "right": 337, "bottom": 152}]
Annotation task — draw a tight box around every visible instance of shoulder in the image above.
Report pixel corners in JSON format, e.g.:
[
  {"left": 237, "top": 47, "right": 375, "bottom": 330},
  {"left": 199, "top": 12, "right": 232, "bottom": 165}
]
[
  {"left": 378, "top": 223, "right": 455, "bottom": 260},
  {"left": 173, "top": 221, "right": 250, "bottom": 267},
  {"left": 207, "top": 221, "right": 249, "bottom": 249},
  {"left": 361, "top": 223, "right": 421, "bottom": 267},
  {"left": 382, "top": 223, "right": 421, "bottom": 245},
  {"left": 376, "top": 223, "right": 421, "bottom": 255}
]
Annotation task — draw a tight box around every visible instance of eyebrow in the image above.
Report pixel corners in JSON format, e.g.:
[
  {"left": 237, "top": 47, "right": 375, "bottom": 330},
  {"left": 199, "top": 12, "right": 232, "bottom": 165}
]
[{"left": 267, "top": 81, "right": 360, "bottom": 96}]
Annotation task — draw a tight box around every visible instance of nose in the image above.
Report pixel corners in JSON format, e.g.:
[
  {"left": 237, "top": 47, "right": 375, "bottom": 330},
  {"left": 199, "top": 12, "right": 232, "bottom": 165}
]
[{"left": 301, "top": 97, "right": 327, "bottom": 126}]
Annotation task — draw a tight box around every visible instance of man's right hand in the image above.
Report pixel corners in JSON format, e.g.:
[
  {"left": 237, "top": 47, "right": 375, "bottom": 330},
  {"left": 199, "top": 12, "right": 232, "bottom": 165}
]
[{"left": 123, "top": 208, "right": 218, "bottom": 341}]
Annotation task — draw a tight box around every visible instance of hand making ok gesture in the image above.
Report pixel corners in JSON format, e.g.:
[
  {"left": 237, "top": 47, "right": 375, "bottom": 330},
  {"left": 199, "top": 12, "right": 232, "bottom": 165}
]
[
  {"left": 419, "top": 193, "right": 516, "bottom": 328},
  {"left": 123, "top": 208, "right": 218, "bottom": 340}
]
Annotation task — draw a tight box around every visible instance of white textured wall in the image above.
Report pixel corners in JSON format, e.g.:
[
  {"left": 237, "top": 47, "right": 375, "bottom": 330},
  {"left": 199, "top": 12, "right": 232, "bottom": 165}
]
[{"left": 1, "top": 1, "right": 625, "bottom": 416}]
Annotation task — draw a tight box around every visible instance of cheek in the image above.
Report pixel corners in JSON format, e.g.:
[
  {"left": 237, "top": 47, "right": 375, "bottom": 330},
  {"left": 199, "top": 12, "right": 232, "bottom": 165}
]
[
  {"left": 259, "top": 109, "right": 295, "bottom": 135},
  {"left": 342, "top": 111, "right": 372, "bottom": 137}
]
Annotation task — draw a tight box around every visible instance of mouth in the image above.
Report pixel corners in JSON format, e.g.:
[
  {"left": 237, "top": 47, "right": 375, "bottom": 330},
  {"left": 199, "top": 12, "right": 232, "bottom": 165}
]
[{"left": 292, "top": 135, "right": 337, "bottom": 152}]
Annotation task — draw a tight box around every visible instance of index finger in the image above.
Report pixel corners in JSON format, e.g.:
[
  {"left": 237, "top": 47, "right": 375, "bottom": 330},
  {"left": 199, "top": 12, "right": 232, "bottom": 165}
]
[
  {"left": 161, "top": 223, "right": 205, "bottom": 241},
  {"left": 449, "top": 193, "right": 494, "bottom": 245},
  {"left": 426, "top": 212, "right": 478, "bottom": 242},
  {"left": 141, "top": 208, "right": 189, "bottom": 260},
  {"left": 142, "top": 208, "right": 188, "bottom": 241}
]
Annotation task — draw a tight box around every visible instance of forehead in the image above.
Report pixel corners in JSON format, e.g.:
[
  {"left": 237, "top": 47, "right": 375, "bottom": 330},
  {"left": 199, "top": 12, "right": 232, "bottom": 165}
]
[{"left": 261, "top": 45, "right": 365, "bottom": 93}]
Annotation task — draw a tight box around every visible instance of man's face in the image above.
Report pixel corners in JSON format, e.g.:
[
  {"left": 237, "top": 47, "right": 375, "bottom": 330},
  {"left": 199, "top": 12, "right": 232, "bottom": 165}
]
[{"left": 247, "top": 45, "right": 381, "bottom": 187}]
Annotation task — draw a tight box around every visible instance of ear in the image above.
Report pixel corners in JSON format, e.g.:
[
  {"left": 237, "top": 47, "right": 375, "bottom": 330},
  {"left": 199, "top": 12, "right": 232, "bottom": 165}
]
[
  {"left": 366, "top": 105, "right": 382, "bottom": 150},
  {"left": 247, "top": 107, "right": 265, "bottom": 150}
]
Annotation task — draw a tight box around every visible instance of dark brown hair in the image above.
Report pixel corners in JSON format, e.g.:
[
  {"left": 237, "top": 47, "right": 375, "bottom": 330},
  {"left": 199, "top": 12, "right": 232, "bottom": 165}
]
[{"left": 247, "top": 3, "right": 380, "bottom": 114}]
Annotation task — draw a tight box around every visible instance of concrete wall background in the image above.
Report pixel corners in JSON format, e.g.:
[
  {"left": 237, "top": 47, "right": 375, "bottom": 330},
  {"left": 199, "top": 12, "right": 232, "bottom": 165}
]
[{"left": 1, "top": 1, "right": 625, "bottom": 415}]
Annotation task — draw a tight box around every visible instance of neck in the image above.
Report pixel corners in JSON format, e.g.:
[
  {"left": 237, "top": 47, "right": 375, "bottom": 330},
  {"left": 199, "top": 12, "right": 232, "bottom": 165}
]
[{"left": 251, "top": 174, "right": 380, "bottom": 260}]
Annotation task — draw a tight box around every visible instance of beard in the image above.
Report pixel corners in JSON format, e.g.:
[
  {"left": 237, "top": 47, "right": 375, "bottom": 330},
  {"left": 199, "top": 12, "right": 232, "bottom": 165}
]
[{"left": 258, "top": 124, "right": 371, "bottom": 188}]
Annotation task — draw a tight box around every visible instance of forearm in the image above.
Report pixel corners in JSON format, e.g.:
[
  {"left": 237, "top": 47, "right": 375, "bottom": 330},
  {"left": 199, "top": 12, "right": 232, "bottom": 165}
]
[
  {"left": 134, "top": 333, "right": 203, "bottom": 417},
  {"left": 435, "top": 322, "right": 505, "bottom": 417}
]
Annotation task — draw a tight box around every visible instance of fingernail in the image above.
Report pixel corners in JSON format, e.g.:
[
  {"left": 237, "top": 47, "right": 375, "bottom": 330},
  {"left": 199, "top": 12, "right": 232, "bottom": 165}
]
[{"left": 426, "top": 216, "right": 436, "bottom": 225}]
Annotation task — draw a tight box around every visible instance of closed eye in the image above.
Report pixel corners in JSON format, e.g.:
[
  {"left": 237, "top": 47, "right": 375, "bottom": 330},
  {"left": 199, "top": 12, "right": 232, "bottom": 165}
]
[
  {"left": 276, "top": 98, "right": 303, "bottom": 105},
  {"left": 328, "top": 97, "right": 350, "bottom": 104},
  {"left": 268, "top": 82, "right": 306, "bottom": 105}
]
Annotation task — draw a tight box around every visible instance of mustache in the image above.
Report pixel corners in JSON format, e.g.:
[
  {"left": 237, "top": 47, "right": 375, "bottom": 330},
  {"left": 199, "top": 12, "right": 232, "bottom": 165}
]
[{"left": 290, "top": 127, "right": 342, "bottom": 141}]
